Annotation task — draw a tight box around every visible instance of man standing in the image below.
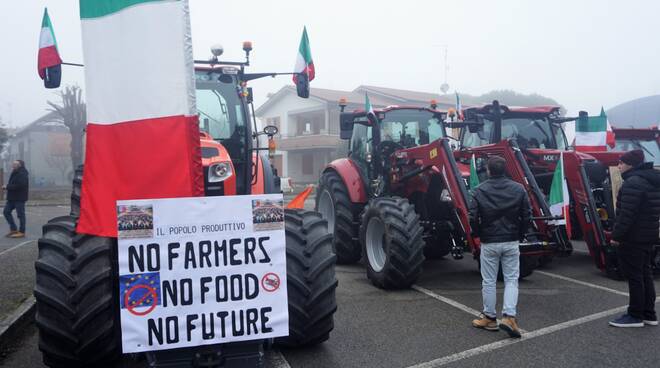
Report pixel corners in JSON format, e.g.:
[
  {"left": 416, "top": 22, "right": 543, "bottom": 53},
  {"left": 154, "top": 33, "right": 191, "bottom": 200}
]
[
  {"left": 609, "top": 149, "right": 659, "bottom": 328},
  {"left": 469, "top": 156, "right": 531, "bottom": 338},
  {"left": 3, "top": 160, "right": 29, "bottom": 238}
]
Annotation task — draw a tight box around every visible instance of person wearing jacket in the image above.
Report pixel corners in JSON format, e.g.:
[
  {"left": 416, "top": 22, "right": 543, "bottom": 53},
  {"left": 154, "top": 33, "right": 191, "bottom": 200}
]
[
  {"left": 609, "top": 149, "right": 659, "bottom": 328},
  {"left": 468, "top": 156, "right": 531, "bottom": 338},
  {"left": 3, "top": 160, "right": 29, "bottom": 238}
]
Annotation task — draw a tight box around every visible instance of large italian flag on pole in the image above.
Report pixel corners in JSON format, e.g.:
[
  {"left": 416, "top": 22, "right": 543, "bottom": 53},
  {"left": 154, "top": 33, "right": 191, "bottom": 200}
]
[
  {"left": 77, "top": 0, "right": 203, "bottom": 237},
  {"left": 548, "top": 152, "right": 571, "bottom": 237},
  {"left": 575, "top": 107, "right": 615, "bottom": 152},
  {"left": 293, "top": 26, "right": 315, "bottom": 83}
]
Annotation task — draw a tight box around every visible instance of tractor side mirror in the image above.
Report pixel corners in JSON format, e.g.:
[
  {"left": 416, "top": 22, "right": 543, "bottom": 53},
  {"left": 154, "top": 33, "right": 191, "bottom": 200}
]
[
  {"left": 263, "top": 125, "right": 279, "bottom": 137},
  {"left": 43, "top": 65, "right": 62, "bottom": 89},
  {"left": 246, "top": 87, "right": 254, "bottom": 104},
  {"left": 295, "top": 73, "right": 310, "bottom": 98},
  {"left": 340, "top": 112, "right": 355, "bottom": 140}
]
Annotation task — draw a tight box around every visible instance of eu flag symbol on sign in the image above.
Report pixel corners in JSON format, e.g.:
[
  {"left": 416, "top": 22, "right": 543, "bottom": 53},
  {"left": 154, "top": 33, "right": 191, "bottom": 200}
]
[{"left": 119, "top": 272, "right": 161, "bottom": 310}]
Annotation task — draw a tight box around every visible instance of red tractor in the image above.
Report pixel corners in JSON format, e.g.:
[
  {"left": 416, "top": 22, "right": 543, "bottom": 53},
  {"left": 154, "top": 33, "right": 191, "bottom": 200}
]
[
  {"left": 453, "top": 101, "right": 642, "bottom": 278},
  {"left": 35, "top": 45, "right": 337, "bottom": 367},
  {"left": 316, "top": 105, "right": 544, "bottom": 289}
]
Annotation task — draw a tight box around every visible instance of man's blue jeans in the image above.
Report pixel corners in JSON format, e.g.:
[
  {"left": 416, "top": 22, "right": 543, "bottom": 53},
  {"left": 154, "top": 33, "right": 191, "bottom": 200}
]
[
  {"left": 4, "top": 200, "right": 26, "bottom": 233},
  {"left": 480, "top": 241, "right": 520, "bottom": 318}
]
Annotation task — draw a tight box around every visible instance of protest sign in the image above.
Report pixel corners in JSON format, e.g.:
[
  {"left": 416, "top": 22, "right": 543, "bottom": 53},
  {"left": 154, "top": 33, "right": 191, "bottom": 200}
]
[{"left": 116, "top": 194, "right": 288, "bottom": 353}]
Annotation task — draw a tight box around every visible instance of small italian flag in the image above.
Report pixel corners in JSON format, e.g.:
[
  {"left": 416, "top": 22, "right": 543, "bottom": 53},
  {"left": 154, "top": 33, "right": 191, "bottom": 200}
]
[
  {"left": 365, "top": 93, "right": 376, "bottom": 122},
  {"left": 575, "top": 107, "right": 615, "bottom": 151},
  {"left": 469, "top": 154, "right": 479, "bottom": 189},
  {"left": 293, "top": 26, "right": 315, "bottom": 84},
  {"left": 548, "top": 152, "right": 571, "bottom": 237},
  {"left": 37, "top": 8, "right": 62, "bottom": 85},
  {"left": 455, "top": 92, "right": 464, "bottom": 121}
]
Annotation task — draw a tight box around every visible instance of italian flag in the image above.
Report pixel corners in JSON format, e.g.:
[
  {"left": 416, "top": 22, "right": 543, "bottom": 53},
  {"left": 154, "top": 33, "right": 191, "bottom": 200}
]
[
  {"left": 455, "top": 92, "right": 464, "bottom": 121},
  {"left": 575, "top": 107, "right": 615, "bottom": 151},
  {"left": 548, "top": 152, "right": 571, "bottom": 237},
  {"left": 293, "top": 26, "right": 315, "bottom": 83},
  {"left": 77, "top": 0, "right": 203, "bottom": 237},
  {"left": 469, "top": 154, "right": 479, "bottom": 189},
  {"left": 365, "top": 93, "right": 376, "bottom": 122},
  {"left": 37, "top": 8, "right": 62, "bottom": 80}
]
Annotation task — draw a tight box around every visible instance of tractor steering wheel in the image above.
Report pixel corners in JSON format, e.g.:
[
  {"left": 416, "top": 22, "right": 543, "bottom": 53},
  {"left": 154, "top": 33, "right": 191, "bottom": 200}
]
[{"left": 376, "top": 141, "right": 404, "bottom": 165}]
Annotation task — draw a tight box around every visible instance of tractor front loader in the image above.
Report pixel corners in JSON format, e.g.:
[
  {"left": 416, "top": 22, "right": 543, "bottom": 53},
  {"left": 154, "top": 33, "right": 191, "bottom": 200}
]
[
  {"left": 35, "top": 44, "right": 337, "bottom": 368},
  {"left": 316, "top": 105, "right": 541, "bottom": 290},
  {"left": 455, "top": 101, "right": 632, "bottom": 278}
]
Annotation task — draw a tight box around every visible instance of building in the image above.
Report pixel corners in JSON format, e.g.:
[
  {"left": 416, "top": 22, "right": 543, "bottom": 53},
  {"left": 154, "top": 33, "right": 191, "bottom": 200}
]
[
  {"left": 2, "top": 112, "right": 74, "bottom": 187},
  {"left": 255, "top": 85, "right": 455, "bottom": 185}
]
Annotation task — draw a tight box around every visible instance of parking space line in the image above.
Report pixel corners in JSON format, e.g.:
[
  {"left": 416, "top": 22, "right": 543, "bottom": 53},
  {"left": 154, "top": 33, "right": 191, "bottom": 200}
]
[
  {"left": 268, "top": 350, "right": 292, "bottom": 368},
  {"left": 405, "top": 304, "right": 630, "bottom": 368},
  {"left": 0, "top": 240, "right": 35, "bottom": 258},
  {"left": 412, "top": 285, "right": 482, "bottom": 317},
  {"left": 535, "top": 270, "right": 628, "bottom": 297}
]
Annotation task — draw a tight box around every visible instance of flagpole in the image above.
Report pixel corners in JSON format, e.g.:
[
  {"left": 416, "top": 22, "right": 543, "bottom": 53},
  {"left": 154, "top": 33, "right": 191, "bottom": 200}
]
[{"left": 61, "top": 62, "right": 84, "bottom": 67}]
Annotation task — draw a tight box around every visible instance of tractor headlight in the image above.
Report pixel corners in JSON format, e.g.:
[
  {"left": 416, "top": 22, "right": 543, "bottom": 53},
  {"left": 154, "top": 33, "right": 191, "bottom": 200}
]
[{"left": 208, "top": 162, "right": 233, "bottom": 182}]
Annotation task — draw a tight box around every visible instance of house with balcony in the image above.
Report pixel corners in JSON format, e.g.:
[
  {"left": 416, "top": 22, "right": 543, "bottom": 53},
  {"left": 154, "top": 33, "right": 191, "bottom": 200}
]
[{"left": 255, "top": 85, "right": 455, "bottom": 185}]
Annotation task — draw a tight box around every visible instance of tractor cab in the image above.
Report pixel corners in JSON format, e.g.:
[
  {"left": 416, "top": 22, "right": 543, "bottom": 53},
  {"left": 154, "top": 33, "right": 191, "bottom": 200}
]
[
  {"left": 339, "top": 106, "right": 446, "bottom": 195},
  {"left": 193, "top": 43, "right": 310, "bottom": 197},
  {"left": 611, "top": 127, "right": 660, "bottom": 167}
]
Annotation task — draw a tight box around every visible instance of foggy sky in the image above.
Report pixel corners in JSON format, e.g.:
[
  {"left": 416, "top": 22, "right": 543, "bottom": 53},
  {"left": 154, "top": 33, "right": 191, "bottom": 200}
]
[{"left": 1, "top": 0, "right": 659, "bottom": 127}]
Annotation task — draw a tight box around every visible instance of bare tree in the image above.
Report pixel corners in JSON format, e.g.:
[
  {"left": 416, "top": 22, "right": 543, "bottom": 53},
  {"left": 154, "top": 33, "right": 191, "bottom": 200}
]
[{"left": 48, "top": 85, "right": 86, "bottom": 168}]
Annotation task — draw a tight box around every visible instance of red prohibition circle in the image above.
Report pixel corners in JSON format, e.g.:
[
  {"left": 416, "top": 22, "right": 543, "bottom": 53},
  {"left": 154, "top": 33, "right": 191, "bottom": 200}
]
[
  {"left": 125, "top": 284, "right": 158, "bottom": 316},
  {"left": 261, "top": 272, "right": 281, "bottom": 292}
]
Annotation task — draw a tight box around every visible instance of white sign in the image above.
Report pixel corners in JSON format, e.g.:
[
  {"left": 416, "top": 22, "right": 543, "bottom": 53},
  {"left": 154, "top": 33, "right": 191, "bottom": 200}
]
[{"left": 116, "top": 194, "right": 288, "bottom": 353}]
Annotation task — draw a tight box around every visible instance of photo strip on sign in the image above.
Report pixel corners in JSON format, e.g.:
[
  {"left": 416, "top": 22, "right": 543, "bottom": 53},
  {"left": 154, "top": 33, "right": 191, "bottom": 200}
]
[{"left": 116, "top": 194, "right": 288, "bottom": 353}]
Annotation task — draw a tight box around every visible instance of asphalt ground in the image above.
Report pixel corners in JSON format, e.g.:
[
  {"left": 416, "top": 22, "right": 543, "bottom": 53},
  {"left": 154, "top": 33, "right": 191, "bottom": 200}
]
[{"left": 0, "top": 203, "right": 658, "bottom": 368}]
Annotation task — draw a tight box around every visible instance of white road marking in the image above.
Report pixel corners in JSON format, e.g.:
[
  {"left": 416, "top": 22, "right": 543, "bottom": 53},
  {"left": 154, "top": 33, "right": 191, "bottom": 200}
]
[
  {"left": 412, "top": 285, "right": 528, "bottom": 333},
  {"left": 406, "top": 304, "right": 629, "bottom": 368},
  {"left": 267, "top": 350, "right": 292, "bottom": 368},
  {"left": 0, "top": 240, "right": 35, "bottom": 257},
  {"left": 412, "top": 285, "right": 482, "bottom": 317},
  {"left": 535, "top": 270, "right": 629, "bottom": 297}
]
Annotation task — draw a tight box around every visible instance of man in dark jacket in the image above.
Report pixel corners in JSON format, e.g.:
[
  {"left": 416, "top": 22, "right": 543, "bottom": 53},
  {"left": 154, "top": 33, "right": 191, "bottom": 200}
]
[
  {"left": 609, "top": 149, "right": 659, "bottom": 328},
  {"left": 3, "top": 160, "right": 29, "bottom": 238},
  {"left": 469, "top": 156, "right": 531, "bottom": 338}
]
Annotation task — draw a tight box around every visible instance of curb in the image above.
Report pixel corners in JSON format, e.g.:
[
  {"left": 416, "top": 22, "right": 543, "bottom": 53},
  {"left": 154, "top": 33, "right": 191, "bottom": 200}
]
[{"left": 0, "top": 296, "right": 36, "bottom": 347}]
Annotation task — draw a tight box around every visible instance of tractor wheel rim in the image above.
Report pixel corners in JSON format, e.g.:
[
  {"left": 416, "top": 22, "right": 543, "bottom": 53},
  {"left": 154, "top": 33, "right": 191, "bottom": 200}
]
[
  {"left": 366, "top": 217, "right": 386, "bottom": 272},
  {"left": 318, "top": 190, "right": 335, "bottom": 233}
]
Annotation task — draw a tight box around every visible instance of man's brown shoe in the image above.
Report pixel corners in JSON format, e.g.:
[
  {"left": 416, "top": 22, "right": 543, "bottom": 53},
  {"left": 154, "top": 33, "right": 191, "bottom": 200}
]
[
  {"left": 499, "top": 316, "right": 522, "bottom": 338},
  {"left": 472, "top": 314, "right": 499, "bottom": 331},
  {"left": 5, "top": 231, "right": 18, "bottom": 237},
  {"left": 9, "top": 232, "right": 25, "bottom": 238}
]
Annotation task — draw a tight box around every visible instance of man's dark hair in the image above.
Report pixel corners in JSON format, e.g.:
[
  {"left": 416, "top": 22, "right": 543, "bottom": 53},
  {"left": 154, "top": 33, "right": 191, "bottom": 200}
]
[
  {"left": 487, "top": 156, "right": 506, "bottom": 177},
  {"left": 16, "top": 160, "right": 24, "bottom": 168}
]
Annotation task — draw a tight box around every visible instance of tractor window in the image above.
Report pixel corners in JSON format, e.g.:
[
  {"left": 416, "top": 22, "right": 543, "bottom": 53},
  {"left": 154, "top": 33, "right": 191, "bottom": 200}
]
[
  {"left": 552, "top": 123, "right": 568, "bottom": 150},
  {"left": 501, "top": 118, "right": 554, "bottom": 149},
  {"left": 380, "top": 110, "right": 444, "bottom": 147},
  {"left": 613, "top": 139, "right": 660, "bottom": 166},
  {"left": 350, "top": 123, "right": 373, "bottom": 162},
  {"left": 195, "top": 72, "right": 246, "bottom": 140},
  {"left": 461, "top": 121, "right": 493, "bottom": 148}
]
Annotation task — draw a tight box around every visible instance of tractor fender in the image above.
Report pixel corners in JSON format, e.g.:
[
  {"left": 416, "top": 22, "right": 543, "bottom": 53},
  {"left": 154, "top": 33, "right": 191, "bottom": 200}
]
[{"left": 323, "top": 158, "right": 367, "bottom": 204}]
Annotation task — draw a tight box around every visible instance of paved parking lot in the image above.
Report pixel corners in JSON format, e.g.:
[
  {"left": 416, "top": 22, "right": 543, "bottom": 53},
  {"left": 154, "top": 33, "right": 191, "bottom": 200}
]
[{"left": 0, "top": 205, "right": 658, "bottom": 368}]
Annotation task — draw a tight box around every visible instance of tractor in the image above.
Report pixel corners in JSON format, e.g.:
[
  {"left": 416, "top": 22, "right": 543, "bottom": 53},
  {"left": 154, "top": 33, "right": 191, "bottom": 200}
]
[
  {"left": 316, "top": 104, "right": 544, "bottom": 289},
  {"left": 453, "top": 101, "right": 645, "bottom": 279},
  {"left": 34, "top": 44, "right": 338, "bottom": 367}
]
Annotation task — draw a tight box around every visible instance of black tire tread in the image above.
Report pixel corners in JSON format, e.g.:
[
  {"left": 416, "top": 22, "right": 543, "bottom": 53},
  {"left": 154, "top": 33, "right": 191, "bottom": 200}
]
[
  {"left": 360, "top": 197, "right": 425, "bottom": 289},
  {"left": 275, "top": 209, "right": 338, "bottom": 348},
  {"left": 34, "top": 215, "right": 120, "bottom": 367},
  {"left": 316, "top": 171, "right": 362, "bottom": 264}
]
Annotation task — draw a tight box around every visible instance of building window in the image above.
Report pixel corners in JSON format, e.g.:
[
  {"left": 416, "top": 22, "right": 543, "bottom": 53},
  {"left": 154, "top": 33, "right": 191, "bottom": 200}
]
[{"left": 302, "top": 153, "right": 313, "bottom": 175}]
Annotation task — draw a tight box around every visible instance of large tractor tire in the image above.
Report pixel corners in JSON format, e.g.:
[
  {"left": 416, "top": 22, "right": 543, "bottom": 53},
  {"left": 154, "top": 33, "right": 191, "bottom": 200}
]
[
  {"left": 70, "top": 165, "right": 83, "bottom": 219},
  {"left": 316, "top": 171, "right": 361, "bottom": 264},
  {"left": 276, "top": 209, "right": 338, "bottom": 348},
  {"left": 34, "top": 216, "right": 121, "bottom": 368},
  {"left": 360, "top": 197, "right": 425, "bottom": 289}
]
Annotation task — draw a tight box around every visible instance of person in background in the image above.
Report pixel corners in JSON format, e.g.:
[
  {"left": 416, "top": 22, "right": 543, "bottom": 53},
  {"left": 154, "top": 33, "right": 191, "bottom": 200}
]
[
  {"left": 609, "top": 149, "right": 659, "bottom": 328},
  {"left": 3, "top": 160, "right": 29, "bottom": 238},
  {"left": 469, "top": 156, "right": 531, "bottom": 338}
]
